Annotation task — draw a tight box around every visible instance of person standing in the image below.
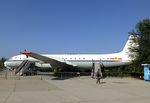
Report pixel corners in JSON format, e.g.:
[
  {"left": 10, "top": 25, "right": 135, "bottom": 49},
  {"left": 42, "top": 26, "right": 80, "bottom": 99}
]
[{"left": 96, "top": 69, "right": 102, "bottom": 84}]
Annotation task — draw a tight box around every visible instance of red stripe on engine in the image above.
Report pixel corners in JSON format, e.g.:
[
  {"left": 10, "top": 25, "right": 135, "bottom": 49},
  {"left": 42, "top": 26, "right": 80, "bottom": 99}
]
[{"left": 20, "top": 51, "right": 31, "bottom": 54}]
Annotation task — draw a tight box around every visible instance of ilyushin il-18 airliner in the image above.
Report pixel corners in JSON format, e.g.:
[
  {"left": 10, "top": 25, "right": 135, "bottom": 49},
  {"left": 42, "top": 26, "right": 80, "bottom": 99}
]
[{"left": 4, "top": 35, "right": 137, "bottom": 76}]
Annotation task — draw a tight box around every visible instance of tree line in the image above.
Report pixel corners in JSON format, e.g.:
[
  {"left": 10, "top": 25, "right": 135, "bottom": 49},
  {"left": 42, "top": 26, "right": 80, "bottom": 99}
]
[
  {"left": 130, "top": 19, "right": 150, "bottom": 71},
  {"left": 105, "top": 18, "right": 150, "bottom": 77}
]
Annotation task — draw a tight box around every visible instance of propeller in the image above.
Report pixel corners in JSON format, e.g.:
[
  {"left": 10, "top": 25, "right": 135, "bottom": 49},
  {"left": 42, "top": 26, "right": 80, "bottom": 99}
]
[{"left": 24, "top": 49, "right": 29, "bottom": 58}]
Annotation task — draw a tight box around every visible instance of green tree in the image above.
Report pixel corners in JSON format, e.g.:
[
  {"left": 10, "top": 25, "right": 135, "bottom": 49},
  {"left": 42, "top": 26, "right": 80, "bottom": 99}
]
[
  {"left": 130, "top": 19, "right": 150, "bottom": 72},
  {"left": 0, "top": 57, "right": 7, "bottom": 71}
]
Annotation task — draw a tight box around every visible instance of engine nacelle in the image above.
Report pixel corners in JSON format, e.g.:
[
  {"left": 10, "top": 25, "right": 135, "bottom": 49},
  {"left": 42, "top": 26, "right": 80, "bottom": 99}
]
[{"left": 35, "top": 62, "right": 51, "bottom": 68}]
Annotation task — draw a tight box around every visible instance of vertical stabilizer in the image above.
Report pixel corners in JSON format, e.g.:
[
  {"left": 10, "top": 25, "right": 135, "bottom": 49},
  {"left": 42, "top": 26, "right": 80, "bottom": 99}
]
[
  {"left": 122, "top": 35, "right": 135, "bottom": 53},
  {"left": 121, "top": 35, "right": 138, "bottom": 60}
]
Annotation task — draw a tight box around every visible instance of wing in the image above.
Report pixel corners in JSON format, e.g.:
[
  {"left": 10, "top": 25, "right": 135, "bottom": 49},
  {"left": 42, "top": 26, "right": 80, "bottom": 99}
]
[{"left": 20, "top": 51, "right": 76, "bottom": 68}]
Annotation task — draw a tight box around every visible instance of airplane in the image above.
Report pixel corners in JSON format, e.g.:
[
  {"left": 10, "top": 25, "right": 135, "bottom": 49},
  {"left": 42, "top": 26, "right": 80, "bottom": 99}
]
[{"left": 4, "top": 35, "right": 137, "bottom": 75}]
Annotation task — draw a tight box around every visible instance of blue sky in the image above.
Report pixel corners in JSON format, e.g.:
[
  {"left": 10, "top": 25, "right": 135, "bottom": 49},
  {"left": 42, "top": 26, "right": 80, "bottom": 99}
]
[{"left": 0, "top": 0, "right": 150, "bottom": 58}]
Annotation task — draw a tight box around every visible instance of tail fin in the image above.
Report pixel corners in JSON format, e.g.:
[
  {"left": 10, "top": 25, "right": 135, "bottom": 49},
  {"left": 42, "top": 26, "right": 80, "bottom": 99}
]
[
  {"left": 122, "top": 35, "right": 135, "bottom": 53},
  {"left": 121, "top": 35, "right": 138, "bottom": 60}
]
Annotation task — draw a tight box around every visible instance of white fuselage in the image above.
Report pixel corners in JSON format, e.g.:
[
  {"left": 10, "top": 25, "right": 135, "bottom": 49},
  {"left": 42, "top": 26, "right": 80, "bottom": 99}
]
[{"left": 4, "top": 52, "right": 131, "bottom": 69}]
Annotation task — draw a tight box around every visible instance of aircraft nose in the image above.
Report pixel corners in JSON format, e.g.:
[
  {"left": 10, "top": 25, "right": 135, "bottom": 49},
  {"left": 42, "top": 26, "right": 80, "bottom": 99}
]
[
  {"left": 4, "top": 61, "right": 11, "bottom": 68},
  {"left": 4, "top": 61, "right": 8, "bottom": 67}
]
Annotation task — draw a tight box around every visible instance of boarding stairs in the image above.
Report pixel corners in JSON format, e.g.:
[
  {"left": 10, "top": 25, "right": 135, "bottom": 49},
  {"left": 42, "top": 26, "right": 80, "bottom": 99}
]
[
  {"left": 15, "top": 60, "right": 33, "bottom": 76},
  {"left": 91, "top": 61, "right": 102, "bottom": 78}
]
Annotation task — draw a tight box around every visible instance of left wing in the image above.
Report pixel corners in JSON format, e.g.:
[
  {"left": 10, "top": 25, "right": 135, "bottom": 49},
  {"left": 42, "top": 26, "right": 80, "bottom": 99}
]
[{"left": 20, "top": 51, "right": 76, "bottom": 68}]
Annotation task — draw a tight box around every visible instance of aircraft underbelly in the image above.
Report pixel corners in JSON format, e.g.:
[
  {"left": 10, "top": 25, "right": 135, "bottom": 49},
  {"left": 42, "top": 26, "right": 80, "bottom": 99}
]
[
  {"left": 73, "top": 61, "right": 130, "bottom": 68},
  {"left": 102, "top": 61, "right": 130, "bottom": 67}
]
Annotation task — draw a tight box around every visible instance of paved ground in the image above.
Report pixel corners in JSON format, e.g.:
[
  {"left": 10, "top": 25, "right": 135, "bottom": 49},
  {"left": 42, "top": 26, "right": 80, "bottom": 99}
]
[{"left": 0, "top": 76, "right": 150, "bottom": 103}]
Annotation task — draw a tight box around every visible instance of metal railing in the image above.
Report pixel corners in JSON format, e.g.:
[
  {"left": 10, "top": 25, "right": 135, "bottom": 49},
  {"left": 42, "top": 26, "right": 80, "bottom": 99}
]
[{"left": 0, "top": 70, "right": 91, "bottom": 80}]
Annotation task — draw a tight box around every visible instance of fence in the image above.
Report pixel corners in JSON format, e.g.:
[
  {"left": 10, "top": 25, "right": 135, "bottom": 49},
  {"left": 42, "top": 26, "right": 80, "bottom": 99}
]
[{"left": 0, "top": 71, "right": 91, "bottom": 80}]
